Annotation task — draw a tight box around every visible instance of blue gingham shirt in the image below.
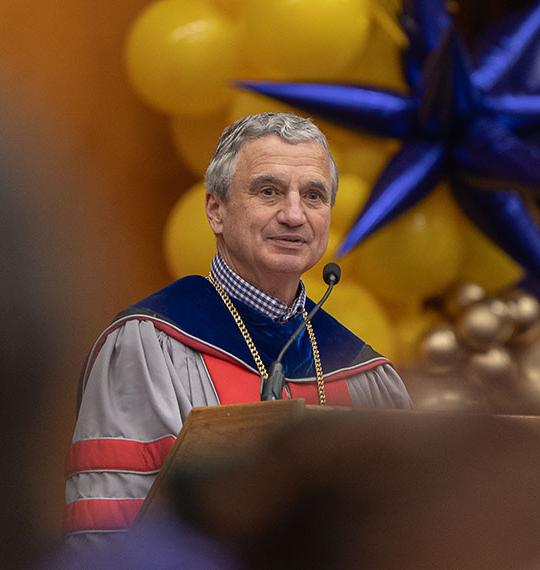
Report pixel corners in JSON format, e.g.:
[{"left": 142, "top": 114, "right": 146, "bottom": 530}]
[{"left": 211, "top": 253, "right": 306, "bottom": 322}]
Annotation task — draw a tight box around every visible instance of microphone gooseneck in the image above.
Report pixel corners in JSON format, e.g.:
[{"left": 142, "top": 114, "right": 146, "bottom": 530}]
[{"left": 260, "top": 262, "right": 341, "bottom": 401}]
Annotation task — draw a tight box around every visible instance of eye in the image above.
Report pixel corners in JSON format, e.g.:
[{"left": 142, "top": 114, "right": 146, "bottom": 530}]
[
  {"left": 305, "top": 189, "right": 326, "bottom": 202},
  {"left": 260, "top": 186, "right": 276, "bottom": 197}
]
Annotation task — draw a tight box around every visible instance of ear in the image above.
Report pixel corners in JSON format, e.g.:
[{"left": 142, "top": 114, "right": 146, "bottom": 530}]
[{"left": 206, "top": 192, "right": 224, "bottom": 235}]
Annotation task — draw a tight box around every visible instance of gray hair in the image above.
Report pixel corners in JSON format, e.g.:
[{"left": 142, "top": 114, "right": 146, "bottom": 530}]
[{"left": 204, "top": 112, "right": 338, "bottom": 204}]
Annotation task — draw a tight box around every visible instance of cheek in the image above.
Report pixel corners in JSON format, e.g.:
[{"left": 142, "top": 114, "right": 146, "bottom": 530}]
[
  {"left": 223, "top": 209, "right": 244, "bottom": 233},
  {"left": 223, "top": 213, "right": 258, "bottom": 246},
  {"left": 248, "top": 210, "right": 274, "bottom": 235},
  {"left": 314, "top": 212, "right": 331, "bottom": 239},
  {"left": 316, "top": 234, "right": 330, "bottom": 257}
]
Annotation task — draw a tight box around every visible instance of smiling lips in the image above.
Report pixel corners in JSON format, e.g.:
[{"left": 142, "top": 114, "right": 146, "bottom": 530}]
[{"left": 268, "top": 234, "right": 308, "bottom": 249}]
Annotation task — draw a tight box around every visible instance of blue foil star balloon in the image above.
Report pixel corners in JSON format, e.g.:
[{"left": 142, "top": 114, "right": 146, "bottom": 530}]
[{"left": 238, "top": 0, "right": 540, "bottom": 280}]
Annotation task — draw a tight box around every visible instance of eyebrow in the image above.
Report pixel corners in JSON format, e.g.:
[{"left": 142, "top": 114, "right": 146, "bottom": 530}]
[
  {"left": 249, "top": 175, "right": 330, "bottom": 196},
  {"left": 249, "top": 175, "right": 285, "bottom": 190},
  {"left": 306, "top": 179, "right": 330, "bottom": 195}
]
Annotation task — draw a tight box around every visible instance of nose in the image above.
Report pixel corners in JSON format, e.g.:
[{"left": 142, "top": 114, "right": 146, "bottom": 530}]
[{"left": 277, "top": 191, "right": 306, "bottom": 227}]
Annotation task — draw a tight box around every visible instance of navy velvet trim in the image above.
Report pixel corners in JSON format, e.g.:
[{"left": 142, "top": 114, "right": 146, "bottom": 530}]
[{"left": 121, "top": 275, "right": 375, "bottom": 379}]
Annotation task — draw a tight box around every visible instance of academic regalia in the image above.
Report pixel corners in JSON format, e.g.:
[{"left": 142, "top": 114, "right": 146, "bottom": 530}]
[{"left": 65, "top": 276, "right": 412, "bottom": 546}]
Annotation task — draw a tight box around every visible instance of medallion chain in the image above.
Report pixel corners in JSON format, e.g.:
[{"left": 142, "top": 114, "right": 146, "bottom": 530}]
[{"left": 208, "top": 273, "right": 326, "bottom": 405}]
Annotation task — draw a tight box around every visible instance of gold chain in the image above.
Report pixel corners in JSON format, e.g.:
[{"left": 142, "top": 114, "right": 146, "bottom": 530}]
[
  {"left": 208, "top": 273, "right": 326, "bottom": 406},
  {"left": 304, "top": 314, "right": 326, "bottom": 406}
]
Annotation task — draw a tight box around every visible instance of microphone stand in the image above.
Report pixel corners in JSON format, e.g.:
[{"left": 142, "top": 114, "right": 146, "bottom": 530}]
[{"left": 260, "top": 263, "right": 340, "bottom": 401}]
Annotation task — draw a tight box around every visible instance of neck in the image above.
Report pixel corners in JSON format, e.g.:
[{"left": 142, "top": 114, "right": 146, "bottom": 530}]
[
  {"left": 259, "top": 280, "right": 299, "bottom": 306},
  {"left": 217, "top": 249, "right": 300, "bottom": 306}
]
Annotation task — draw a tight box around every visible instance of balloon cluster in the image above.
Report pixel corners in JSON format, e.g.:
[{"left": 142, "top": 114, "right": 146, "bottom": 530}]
[
  {"left": 124, "top": 1, "right": 530, "bottom": 380},
  {"left": 125, "top": 0, "right": 413, "bottom": 360},
  {"left": 415, "top": 283, "right": 540, "bottom": 413}
]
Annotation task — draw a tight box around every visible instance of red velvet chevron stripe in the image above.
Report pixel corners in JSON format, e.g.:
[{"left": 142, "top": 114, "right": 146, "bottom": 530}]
[
  {"left": 65, "top": 436, "right": 176, "bottom": 479},
  {"left": 64, "top": 498, "right": 144, "bottom": 534},
  {"left": 287, "top": 378, "right": 351, "bottom": 405},
  {"left": 202, "top": 353, "right": 274, "bottom": 404},
  {"left": 202, "top": 353, "right": 354, "bottom": 406}
]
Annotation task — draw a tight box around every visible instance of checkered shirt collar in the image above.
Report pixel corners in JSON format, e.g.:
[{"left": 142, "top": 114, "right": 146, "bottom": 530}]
[{"left": 211, "top": 253, "right": 306, "bottom": 322}]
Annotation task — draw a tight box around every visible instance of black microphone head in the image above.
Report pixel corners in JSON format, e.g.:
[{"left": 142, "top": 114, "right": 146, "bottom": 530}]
[{"left": 323, "top": 262, "right": 341, "bottom": 285}]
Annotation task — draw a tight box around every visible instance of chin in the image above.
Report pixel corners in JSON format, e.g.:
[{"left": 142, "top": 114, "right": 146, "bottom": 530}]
[{"left": 263, "top": 254, "right": 314, "bottom": 276}]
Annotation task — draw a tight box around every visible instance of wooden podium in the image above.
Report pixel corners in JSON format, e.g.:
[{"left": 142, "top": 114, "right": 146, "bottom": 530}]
[
  {"left": 133, "top": 401, "right": 540, "bottom": 569},
  {"left": 138, "top": 399, "right": 312, "bottom": 520},
  {"left": 137, "top": 399, "right": 540, "bottom": 523}
]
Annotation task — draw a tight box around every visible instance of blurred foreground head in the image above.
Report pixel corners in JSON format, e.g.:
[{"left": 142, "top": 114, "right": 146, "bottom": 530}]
[
  {"left": 0, "top": 86, "right": 97, "bottom": 568},
  {"left": 172, "top": 411, "right": 540, "bottom": 570},
  {"left": 0, "top": 94, "right": 64, "bottom": 569}
]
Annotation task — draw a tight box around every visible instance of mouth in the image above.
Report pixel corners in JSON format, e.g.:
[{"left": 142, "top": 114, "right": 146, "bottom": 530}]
[{"left": 268, "top": 235, "right": 307, "bottom": 249}]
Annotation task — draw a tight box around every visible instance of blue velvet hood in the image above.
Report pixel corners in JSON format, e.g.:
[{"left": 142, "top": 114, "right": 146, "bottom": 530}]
[{"left": 118, "top": 275, "right": 382, "bottom": 380}]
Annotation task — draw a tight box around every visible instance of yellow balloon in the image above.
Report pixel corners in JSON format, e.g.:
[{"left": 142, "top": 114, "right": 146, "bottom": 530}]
[
  {"left": 393, "top": 308, "right": 442, "bottom": 366},
  {"left": 212, "top": 0, "right": 245, "bottom": 17},
  {"left": 316, "top": 122, "right": 400, "bottom": 182},
  {"left": 303, "top": 275, "right": 397, "bottom": 360},
  {"left": 332, "top": 174, "right": 371, "bottom": 235},
  {"left": 304, "top": 230, "right": 341, "bottom": 284},
  {"left": 170, "top": 110, "right": 227, "bottom": 177},
  {"left": 327, "top": 142, "right": 344, "bottom": 175},
  {"left": 349, "top": 186, "right": 464, "bottom": 304},
  {"left": 227, "top": 91, "right": 300, "bottom": 124},
  {"left": 457, "top": 212, "right": 523, "bottom": 294},
  {"left": 341, "top": 12, "right": 408, "bottom": 91},
  {"left": 125, "top": 0, "right": 239, "bottom": 115},
  {"left": 338, "top": 138, "right": 400, "bottom": 182},
  {"left": 163, "top": 182, "right": 216, "bottom": 278},
  {"left": 316, "top": 120, "right": 367, "bottom": 147},
  {"left": 243, "top": 0, "right": 371, "bottom": 80},
  {"left": 304, "top": 228, "right": 359, "bottom": 288}
]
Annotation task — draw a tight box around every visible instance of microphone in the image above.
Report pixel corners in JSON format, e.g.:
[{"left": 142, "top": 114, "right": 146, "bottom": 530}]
[{"left": 260, "top": 262, "right": 341, "bottom": 401}]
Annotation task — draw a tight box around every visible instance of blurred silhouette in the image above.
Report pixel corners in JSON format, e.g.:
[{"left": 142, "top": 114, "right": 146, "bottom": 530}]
[
  {"left": 168, "top": 411, "right": 540, "bottom": 570},
  {"left": 0, "top": 90, "right": 67, "bottom": 569},
  {"left": 0, "top": 82, "right": 241, "bottom": 568},
  {"left": 0, "top": 82, "right": 110, "bottom": 568}
]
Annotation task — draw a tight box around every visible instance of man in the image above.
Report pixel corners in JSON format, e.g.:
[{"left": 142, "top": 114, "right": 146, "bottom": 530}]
[{"left": 65, "top": 113, "right": 412, "bottom": 546}]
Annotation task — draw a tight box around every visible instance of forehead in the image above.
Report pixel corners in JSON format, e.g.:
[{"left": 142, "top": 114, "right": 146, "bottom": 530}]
[{"left": 233, "top": 135, "right": 331, "bottom": 180}]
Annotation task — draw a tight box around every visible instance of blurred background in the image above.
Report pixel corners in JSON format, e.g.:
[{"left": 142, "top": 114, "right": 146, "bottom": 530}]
[
  {"left": 1, "top": 0, "right": 538, "bottom": 554},
  {"left": 1, "top": 1, "right": 195, "bottom": 552}
]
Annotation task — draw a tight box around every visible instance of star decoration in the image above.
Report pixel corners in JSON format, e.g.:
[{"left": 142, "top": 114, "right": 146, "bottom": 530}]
[{"left": 238, "top": 0, "right": 540, "bottom": 280}]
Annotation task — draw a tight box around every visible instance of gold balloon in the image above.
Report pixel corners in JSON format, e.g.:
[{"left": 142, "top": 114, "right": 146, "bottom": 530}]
[
  {"left": 227, "top": 91, "right": 298, "bottom": 124},
  {"left": 170, "top": 110, "right": 227, "bottom": 177},
  {"left": 403, "top": 366, "right": 484, "bottom": 411},
  {"left": 458, "top": 211, "right": 523, "bottom": 293},
  {"left": 414, "top": 386, "right": 483, "bottom": 412},
  {"left": 163, "top": 182, "right": 216, "bottom": 278},
  {"left": 419, "top": 324, "right": 461, "bottom": 374},
  {"left": 338, "top": 141, "right": 398, "bottom": 182},
  {"left": 507, "top": 290, "right": 540, "bottom": 332},
  {"left": 349, "top": 186, "right": 464, "bottom": 304},
  {"left": 212, "top": 0, "right": 245, "bottom": 17},
  {"left": 467, "top": 347, "right": 518, "bottom": 391},
  {"left": 316, "top": 123, "right": 399, "bottom": 183},
  {"left": 512, "top": 321, "right": 540, "bottom": 347},
  {"left": 486, "top": 298, "right": 515, "bottom": 344},
  {"left": 243, "top": 0, "right": 371, "bottom": 80},
  {"left": 303, "top": 229, "right": 358, "bottom": 287},
  {"left": 456, "top": 303, "right": 509, "bottom": 351},
  {"left": 331, "top": 174, "right": 370, "bottom": 235},
  {"left": 125, "top": 0, "right": 239, "bottom": 115},
  {"left": 303, "top": 275, "right": 397, "bottom": 360},
  {"left": 393, "top": 308, "right": 441, "bottom": 366},
  {"left": 339, "top": 8, "right": 407, "bottom": 92},
  {"left": 517, "top": 339, "right": 540, "bottom": 409},
  {"left": 443, "top": 282, "right": 486, "bottom": 317}
]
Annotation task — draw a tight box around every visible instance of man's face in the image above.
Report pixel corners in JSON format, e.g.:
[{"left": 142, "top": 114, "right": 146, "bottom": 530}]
[{"left": 206, "top": 135, "right": 332, "bottom": 299}]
